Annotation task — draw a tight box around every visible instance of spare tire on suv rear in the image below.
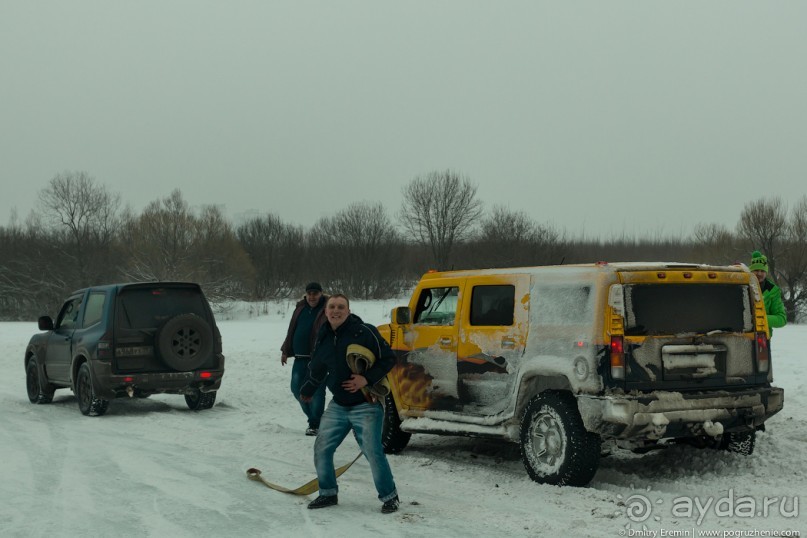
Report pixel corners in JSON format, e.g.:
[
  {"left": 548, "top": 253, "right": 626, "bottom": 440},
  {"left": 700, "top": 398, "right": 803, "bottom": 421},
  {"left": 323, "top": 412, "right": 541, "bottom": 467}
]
[{"left": 156, "top": 313, "right": 214, "bottom": 371}]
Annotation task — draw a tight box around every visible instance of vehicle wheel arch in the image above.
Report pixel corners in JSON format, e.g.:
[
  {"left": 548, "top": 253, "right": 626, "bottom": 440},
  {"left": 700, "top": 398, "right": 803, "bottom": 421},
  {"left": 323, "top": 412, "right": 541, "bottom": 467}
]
[
  {"left": 25, "top": 350, "right": 43, "bottom": 377},
  {"left": 25, "top": 346, "right": 44, "bottom": 370},
  {"left": 75, "top": 361, "right": 109, "bottom": 416},
  {"left": 26, "top": 351, "right": 56, "bottom": 404},
  {"left": 514, "top": 373, "right": 574, "bottom": 419},
  {"left": 71, "top": 355, "right": 89, "bottom": 391},
  {"left": 24, "top": 348, "right": 34, "bottom": 365}
]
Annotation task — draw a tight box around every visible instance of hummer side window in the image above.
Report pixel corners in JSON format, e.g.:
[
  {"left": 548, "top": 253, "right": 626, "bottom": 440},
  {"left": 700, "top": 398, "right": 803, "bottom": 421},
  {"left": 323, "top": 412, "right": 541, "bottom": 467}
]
[
  {"left": 414, "top": 287, "right": 459, "bottom": 325},
  {"left": 470, "top": 285, "right": 514, "bottom": 326},
  {"left": 534, "top": 286, "right": 592, "bottom": 325}
]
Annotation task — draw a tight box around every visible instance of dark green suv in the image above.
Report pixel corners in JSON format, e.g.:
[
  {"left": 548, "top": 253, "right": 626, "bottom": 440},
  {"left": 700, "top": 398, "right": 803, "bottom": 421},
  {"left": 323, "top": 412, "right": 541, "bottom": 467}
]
[{"left": 24, "top": 282, "right": 225, "bottom": 416}]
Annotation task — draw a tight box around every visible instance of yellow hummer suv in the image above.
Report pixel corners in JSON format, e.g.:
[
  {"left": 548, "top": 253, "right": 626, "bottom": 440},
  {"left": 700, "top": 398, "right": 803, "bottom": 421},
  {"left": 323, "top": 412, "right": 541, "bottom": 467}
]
[{"left": 377, "top": 262, "right": 784, "bottom": 486}]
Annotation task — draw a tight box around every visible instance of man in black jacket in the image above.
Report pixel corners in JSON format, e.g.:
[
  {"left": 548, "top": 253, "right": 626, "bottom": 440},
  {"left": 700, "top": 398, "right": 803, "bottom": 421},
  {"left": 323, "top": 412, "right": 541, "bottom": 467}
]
[
  {"left": 281, "top": 282, "right": 328, "bottom": 435},
  {"left": 300, "top": 294, "right": 400, "bottom": 513}
]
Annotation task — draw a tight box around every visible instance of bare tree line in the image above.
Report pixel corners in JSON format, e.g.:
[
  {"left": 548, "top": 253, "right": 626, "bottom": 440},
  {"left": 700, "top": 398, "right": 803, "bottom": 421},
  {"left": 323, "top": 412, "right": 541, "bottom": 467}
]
[{"left": 1, "top": 170, "right": 806, "bottom": 322}]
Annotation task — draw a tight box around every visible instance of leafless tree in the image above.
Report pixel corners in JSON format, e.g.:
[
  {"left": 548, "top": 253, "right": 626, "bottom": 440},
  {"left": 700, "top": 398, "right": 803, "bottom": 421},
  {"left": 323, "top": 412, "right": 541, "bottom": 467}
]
[
  {"left": 193, "top": 205, "right": 255, "bottom": 301},
  {"left": 479, "top": 206, "right": 540, "bottom": 244},
  {"left": 0, "top": 215, "right": 70, "bottom": 319},
  {"left": 120, "top": 192, "right": 252, "bottom": 302},
  {"left": 777, "top": 196, "right": 807, "bottom": 321},
  {"left": 236, "top": 213, "right": 305, "bottom": 298},
  {"left": 692, "top": 223, "right": 739, "bottom": 265},
  {"left": 121, "top": 189, "right": 195, "bottom": 281},
  {"left": 309, "top": 202, "right": 403, "bottom": 298},
  {"left": 473, "top": 206, "right": 561, "bottom": 267},
  {"left": 736, "top": 197, "right": 787, "bottom": 276},
  {"left": 734, "top": 196, "right": 807, "bottom": 322},
  {"left": 38, "top": 171, "right": 122, "bottom": 285},
  {"left": 399, "top": 170, "right": 483, "bottom": 269}
]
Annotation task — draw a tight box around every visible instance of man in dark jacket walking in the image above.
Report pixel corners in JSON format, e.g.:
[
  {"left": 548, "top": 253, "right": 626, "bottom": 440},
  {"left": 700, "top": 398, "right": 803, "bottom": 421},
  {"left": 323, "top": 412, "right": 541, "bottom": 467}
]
[
  {"left": 300, "top": 294, "right": 400, "bottom": 514},
  {"left": 281, "top": 282, "right": 328, "bottom": 435}
]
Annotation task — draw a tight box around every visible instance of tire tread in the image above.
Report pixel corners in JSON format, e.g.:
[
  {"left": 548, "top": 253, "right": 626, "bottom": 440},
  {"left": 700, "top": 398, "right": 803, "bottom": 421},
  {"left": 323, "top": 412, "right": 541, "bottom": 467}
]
[{"left": 519, "top": 390, "right": 600, "bottom": 486}]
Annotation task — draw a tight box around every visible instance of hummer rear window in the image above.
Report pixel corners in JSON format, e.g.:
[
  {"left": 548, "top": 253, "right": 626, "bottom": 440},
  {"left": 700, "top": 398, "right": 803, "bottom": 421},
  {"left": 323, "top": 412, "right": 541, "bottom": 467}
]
[
  {"left": 117, "top": 287, "right": 207, "bottom": 329},
  {"left": 624, "top": 284, "right": 751, "bottom": 336}
]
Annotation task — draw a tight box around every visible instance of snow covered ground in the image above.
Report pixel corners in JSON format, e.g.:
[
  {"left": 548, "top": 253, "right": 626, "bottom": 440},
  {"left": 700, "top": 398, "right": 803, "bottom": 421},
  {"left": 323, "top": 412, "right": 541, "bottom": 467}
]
[{"left": 1, "top": 299, "right": 804, "bottom": 538}]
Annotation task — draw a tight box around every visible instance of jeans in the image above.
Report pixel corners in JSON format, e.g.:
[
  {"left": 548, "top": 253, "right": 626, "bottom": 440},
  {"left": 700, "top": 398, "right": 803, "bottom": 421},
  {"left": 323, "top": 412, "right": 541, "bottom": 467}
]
[
  {"left": 291, "top": 358, "right": 326, "bottom": 428},
  {"left": 314, "top": 401, "right": 398, "bottom": 502}
]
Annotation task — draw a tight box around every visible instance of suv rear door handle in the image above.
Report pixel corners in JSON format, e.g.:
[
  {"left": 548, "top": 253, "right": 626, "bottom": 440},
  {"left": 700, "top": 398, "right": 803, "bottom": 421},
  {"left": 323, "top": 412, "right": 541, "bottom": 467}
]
[
  {"left": 439, "top": 337, "right": 453, "bottom": 346},
  {"left": 501, "top": 338, "right": 515, "bottom": 348}
]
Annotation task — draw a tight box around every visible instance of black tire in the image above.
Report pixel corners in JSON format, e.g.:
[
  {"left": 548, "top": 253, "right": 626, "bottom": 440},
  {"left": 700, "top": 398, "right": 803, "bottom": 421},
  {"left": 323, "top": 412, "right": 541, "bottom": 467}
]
[
  {"left": 156, "top": 314, "right": 214, "bottom": 372},
  {"left": 382, "top": 393, "right": 411, "bottom": 454},
  {"left": 185, "top": 389, "right": 216, "bottom": 410},
  {"left": 519, "top": 391, "right": 601, "bottom": 486},
  {"left": 76, "top": 363, "right": 109, "bottom": 416},
  {"left": 721, "top": 430, "right": 756, "bottom": 456},
  {"left": 26, "top": 357, "right": 55, "bottom": 404}
]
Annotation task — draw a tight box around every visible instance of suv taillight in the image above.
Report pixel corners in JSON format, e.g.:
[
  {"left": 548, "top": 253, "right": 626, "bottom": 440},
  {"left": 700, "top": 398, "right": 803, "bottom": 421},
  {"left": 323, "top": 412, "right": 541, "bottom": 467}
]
[
  {"left": 610, "top": 336, "right": 625, "bottom": 380},
  {"left": 97, "top": 332, "right": 113, "bottom": 360},
  {"left": 756, "top": 332, "right": 770, "bottom": 373}
]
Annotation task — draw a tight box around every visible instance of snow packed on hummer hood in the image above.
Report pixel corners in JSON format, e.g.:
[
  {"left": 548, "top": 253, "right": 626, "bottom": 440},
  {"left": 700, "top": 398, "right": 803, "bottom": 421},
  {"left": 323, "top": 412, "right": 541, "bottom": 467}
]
[{"left": 1, "top": 298, "right": 803, "bottom": 538}]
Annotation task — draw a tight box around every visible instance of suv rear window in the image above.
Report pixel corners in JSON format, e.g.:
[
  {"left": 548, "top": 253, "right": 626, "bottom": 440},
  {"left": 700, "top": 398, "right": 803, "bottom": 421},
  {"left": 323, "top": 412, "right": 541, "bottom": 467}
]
[
  {"left": 116, "top": 287, "right": 208, "bottom": 329},
  {"left": 625, "top": 284, "right": 751, "bottom": 336}
]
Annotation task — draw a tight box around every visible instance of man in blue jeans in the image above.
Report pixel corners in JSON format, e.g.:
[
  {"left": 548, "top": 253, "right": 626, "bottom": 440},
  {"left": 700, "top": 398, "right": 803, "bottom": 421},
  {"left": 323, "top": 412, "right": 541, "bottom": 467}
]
[
  {"left": 281, "top": 282, "right": 328, "bottom": 435},
  {"left": 300, "top": 294, "right": 400, "bottom": 514}
]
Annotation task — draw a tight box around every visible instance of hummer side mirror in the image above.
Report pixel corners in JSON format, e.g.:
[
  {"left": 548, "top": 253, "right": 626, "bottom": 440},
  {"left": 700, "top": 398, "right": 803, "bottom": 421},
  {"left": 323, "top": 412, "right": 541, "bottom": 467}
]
[{"left": 392, "top": 307, "right": 411, "bottom": 324}]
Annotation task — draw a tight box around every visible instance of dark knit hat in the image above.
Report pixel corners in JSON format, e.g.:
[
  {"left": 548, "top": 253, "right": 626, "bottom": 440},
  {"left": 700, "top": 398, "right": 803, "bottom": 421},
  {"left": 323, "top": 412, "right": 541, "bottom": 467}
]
[
  {"left": 305, "top": 281, "right": 323, "bottom": 292},
  {"left": 749, "top": 251, "right": 769, "bottom": 273}
]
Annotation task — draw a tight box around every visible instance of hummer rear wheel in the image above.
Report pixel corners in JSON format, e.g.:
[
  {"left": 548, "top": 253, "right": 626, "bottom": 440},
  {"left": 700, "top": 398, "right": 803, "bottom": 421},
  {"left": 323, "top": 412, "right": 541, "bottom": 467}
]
[{"left": 519, "top": 391, "right": 600, "bottom": 486}]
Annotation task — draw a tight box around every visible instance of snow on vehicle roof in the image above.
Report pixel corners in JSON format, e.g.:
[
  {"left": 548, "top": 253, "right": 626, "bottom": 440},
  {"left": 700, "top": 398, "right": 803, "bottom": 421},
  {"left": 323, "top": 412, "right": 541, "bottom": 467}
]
[{"left": 421, "top": 262, "right": 748, "bottom": 279}]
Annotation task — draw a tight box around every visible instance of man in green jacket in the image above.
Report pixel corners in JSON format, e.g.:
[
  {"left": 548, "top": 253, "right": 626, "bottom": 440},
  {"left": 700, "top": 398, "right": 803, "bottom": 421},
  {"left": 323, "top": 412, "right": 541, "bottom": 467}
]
[{"left": 750, "top": 251, "right": 787, "bottom": 337}]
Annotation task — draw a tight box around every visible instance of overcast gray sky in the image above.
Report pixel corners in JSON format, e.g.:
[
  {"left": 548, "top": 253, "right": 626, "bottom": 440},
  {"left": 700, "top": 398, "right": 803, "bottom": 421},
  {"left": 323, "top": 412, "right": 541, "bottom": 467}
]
[{"left": 2, "top": 1, "right": 805, "bottom": 238}]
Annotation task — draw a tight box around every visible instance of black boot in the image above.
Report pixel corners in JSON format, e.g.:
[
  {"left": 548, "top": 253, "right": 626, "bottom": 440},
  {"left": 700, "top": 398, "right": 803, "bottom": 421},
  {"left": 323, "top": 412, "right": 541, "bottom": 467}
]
[
  {"left": 308, "top": 495, "right": 338, "bottom": 509},
  {"left": 381, "top": 495, "right": 400, "bottom": 514}
]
